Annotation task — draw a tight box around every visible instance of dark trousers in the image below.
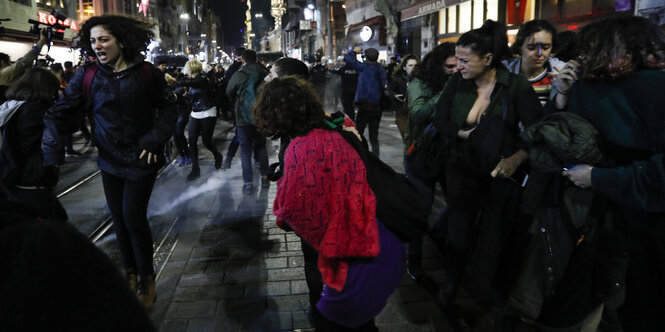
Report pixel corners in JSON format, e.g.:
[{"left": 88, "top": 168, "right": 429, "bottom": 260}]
[
  {"left": 101, "top": 170, "right": 157, "bottom": 279},
  {"left": 341, "top": 93, "right": 356, "bottom": 122},
  {"left": 188, "top": 117, "right": 221, "bottom": 170},
  {"left": 236, "top": 125, "right": 269, "bottom": 184},
  {"left": 301, "top": 239, "right": 323, "bottom": 314},
  {"left": 173, "top": 113, "right": 189, "bottom": 157},
  {"left": 225, "top": 135, "right": 239, "bottom": 163},
  {"left": 355, "top": 104, "right": 382, "bottom": 157}
]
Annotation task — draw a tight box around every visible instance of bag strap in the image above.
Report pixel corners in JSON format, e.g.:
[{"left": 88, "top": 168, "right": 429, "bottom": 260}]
[{"left": 83, "top": 63, "right": 99, "bottom": 100}]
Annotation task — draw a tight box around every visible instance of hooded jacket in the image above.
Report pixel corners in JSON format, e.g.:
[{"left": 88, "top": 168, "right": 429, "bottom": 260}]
[
  {"left": 225, "top": 62, "right": 268, "bottom": 126},
  {"left": 0, "top": 100, "right": 51, "bottom": 187},
  {"left": 43, "top": 60, "right": 177, "bottom": 180}
]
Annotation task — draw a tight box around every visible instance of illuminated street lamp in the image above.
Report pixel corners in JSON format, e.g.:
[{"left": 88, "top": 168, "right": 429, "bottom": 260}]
[{"left": 255, "top": 13, "right": 263, "bottom": 18}]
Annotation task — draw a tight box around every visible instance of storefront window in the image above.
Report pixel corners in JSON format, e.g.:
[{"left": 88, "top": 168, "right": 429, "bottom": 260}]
[
  {"left": 564, "top": 0, "right": 593, "bottom": 17},
  {"left": 459, "top": 1, "right": 472, "bottom": 33},
  {"left": 9, "top": 0, "right": 31, "bottom": 6},
  {"left": 487, "top": 0, "right": 499, "bottom": 21},
  {"left": 473, "top": 0, "right": 484, "bottom": 28},
  {"left": 540, "top": 0, "right": 560, "bottom": 19},
  {"left": 448, "top": 7, "right": 457, "bottom": 33},
  {"left": 36, "top": 0, "right": 70, "bottom": 14}
]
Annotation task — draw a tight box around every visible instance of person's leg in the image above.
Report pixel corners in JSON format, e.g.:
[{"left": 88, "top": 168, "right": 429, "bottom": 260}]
[
  {"left": 173, "top": 114, "right": 189, "bottom": 162},
  {"left": 187, "top": 117, "right": 202, "bottom": 179},
  {"left": 122, "top": 171, "right": 158, "bottom": 307},
  {"left": 236, "top": 125, "right": 254, "bottom": 186},
  {"left": 224, "top": 135, "right": 239, "bottom": 168},
  {"left": 395, "top": 112, "right": 408, "bottom": 142},
  {"left": 342, "top": 94, "right": 356, "bottom": 121},
  {"left": 200, "top": 117, "right": 222, "bottom": 169},
  {"left": 355, "top": 107, "right": 370, "bottom": 140},
  {"left": 301, "top": 238, "right": 324, "bottom": 324},
  {"left": 101, "top": 171, "right": 137, "bottom": 276},
  {"left": 367, "top": 109, "right": 382, "bottom": 157},
  {"left": 250, "top": 126, "right": 269, "bottom": 178},
  {"left": 439, "top": 207, "right": 476, "bottom": 305}
]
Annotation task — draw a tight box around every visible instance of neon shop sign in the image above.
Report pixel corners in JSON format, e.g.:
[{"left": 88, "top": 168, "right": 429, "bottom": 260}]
[{"left": 37, "top": 12, "right": 80, "bottom": 31}]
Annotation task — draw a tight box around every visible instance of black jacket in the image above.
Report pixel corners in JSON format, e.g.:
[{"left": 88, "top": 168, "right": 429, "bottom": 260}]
[
  {"left": 0, "top": 100, "right": 52, "bottom": 187},
  {"left": 332, "top": 64, "right": 358, "bottom": 96},
  {"left": 43, "top": 61, "right": 177, "bottom": 180},
  {"left": 176, "top": 74, "right": 215, "bottom": 113}
]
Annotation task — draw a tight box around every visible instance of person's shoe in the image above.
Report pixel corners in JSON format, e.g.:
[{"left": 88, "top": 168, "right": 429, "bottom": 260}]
[
  {"left": 184, "top": 156, "right": 192, "bottom": 165},
  {"left": 214, "top": 154, "right": 223, "bottom": 170},
  {"left": 137, "top": 274, "right": 156, "bottom": 309},
  {"left": 187, "top": 167, "right": 200, "bottom": 181},
  {"left": 176, "top": 156, "right": 185, "bottom": 167},
  {"left": 438, "top": 281, "right": 456, "bottom": 308},
  {"left": 254, "top": 161, "right": 261, "bottom": 169},
  {"left": 242, "top": 183, "right": 254, "bottom": 194},
  {"left": 127, "top": 272, "right": 138, "bottom": 294},
  {"left": 65, "top": 150, "right": 82, "bottom": 156},
  {"left": 221, "top": 159, "right": 231, "bottom": 170},
  {"left": 261, "top": 176, "right": 270, "bottom": 189}
]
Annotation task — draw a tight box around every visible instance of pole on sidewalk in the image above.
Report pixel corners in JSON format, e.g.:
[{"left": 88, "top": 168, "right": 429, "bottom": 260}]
[{"left": 327, "top": 0, "right": 333, "bottom": 59}]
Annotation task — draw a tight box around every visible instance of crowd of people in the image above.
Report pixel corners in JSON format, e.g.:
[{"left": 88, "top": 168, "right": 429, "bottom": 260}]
[{"left": 0, "top": 12, "right": 664, "bottom": 332}]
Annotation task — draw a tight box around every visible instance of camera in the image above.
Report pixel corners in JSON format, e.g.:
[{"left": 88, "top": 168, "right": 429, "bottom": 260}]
[{"left": 28, "top": 10, "right": 68, "bottom": 41}]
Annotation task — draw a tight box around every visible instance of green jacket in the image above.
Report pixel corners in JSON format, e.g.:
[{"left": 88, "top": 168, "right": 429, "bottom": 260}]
[
  {"left": 562, "top": 70, "right": 665, "bottom": 213},
  {"left": 225, "top": 62, "right": 268, "bottom": 126},
  {"left": 434, "top": 67, "right": 543, "bottom": 163},
  {"left": 406, "top": 77, "right": 443, "bottom": 148}
]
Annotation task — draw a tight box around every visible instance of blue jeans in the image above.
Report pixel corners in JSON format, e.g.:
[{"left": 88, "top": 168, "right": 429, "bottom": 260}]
[{"left": 236, "top": 125, "right": 269, "bottom": 184}]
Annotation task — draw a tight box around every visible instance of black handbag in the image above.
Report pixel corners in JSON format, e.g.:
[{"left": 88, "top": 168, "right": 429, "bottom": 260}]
[
  {"left": 335, "top": 128, "right": 429, "bottom": 242},
  {"left": 405, "top": 123, "right": 446, "bottom": 182}
]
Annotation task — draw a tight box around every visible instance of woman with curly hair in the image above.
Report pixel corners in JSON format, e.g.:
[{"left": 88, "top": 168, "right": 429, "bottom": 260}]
[
  {"left": 254, "top": 76, "right": 404, "bottom": 331},
  {"left": 554, "top": 16, "right": 665, "bottom": 331},
  {"left": 43, "top": 15, "right": 177, "bottom": 309},
  {"left": 403, "top": 42, "right": 457, "bottom": 282}
]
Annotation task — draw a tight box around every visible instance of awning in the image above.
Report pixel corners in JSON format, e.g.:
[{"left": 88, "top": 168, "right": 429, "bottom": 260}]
[
  {"left": 400, "top": 0, "right": 468, "bottom": 21},
  {"left": 348, "top": 15, "right": 385, "bottom": 32}
]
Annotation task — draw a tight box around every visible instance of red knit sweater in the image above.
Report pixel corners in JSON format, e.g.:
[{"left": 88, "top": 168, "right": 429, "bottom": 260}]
[{"left": 273, "top": 129, "right": 379, "bottom": 291}]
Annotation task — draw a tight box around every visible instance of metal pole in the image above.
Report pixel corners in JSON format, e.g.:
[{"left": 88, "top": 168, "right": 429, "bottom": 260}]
[{"left": 327, "top": 0, "right": 333, "bottom": 59}]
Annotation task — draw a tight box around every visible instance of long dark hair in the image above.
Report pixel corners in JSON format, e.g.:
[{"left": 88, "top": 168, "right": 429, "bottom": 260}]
[
  {"left": 5, "top": 67, "right": 61, "bottom": 101},
  {"left": 511, "top": 20, "right": 558, "bottom": 55},
  {"left": 412, "top": 42, "right": 456, "bottom": 92},
  {"left": 253, "top": 76, "right": 326, "bottom": 139},
  {"left": 77, "top": 15, "right": 156, "bottom": 61},
  {"left": 393, "top": 54, "right": 419, "bottom": 81},
  {"left": 456, "top": 20, "right": 510, "bottom": 69},
  {"left": 578, "top": 16, "right": 665, "bottom": 81}
]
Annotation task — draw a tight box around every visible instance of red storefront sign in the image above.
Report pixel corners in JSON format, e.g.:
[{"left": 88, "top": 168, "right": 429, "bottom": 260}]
[{"left": 37, "top": 11, "right": 79, "bottom": 31}]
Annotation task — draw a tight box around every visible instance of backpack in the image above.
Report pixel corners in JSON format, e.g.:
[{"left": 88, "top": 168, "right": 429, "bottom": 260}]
[{"left": 236, "top": 68, "right": 267, "bottom": 125}]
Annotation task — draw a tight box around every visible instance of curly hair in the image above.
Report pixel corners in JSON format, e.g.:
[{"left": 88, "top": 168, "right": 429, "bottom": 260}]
[
  {"left": 412, "top": 42, "right": 455, "bottom": 92},
  {"left": 253, "top": 76, "right": 326, "bottom": 140},
  {"left": 578, "top": 16, "right": 665, "bottom": 82},
  {"left": 77, "top": 15, "right": 156, "bottom": 61}
]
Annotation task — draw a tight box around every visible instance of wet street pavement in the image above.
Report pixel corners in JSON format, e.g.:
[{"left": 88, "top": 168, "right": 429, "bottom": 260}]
[{"left": 59, "top": 111, "right": 494, "bottom": 331}]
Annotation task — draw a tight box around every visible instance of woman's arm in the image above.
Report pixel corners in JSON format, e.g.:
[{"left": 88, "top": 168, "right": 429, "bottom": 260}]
[
  {"left": 407, "top": 79, "right": 441, "bottom": 125},
  {"left": 138, "top": 67, "right": 178, "bottom": 163},
  {"left": 43, "top": 66, "right": 88, "bottom": 166}
]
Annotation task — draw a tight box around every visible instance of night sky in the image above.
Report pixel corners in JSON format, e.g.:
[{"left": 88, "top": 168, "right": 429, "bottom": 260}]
[{"left": 208, "top": 0, "right": 248, "bottom": 51}]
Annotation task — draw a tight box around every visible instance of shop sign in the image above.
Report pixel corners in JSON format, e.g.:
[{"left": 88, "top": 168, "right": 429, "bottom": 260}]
[
  {"left": 37, "top": 11, "right": 79, "bottom": 31},
  {"left": 299, "top": 20, "right": 317, "bottom": 30},
  {"left": 360, "top": 26, "right": 373, "bottom": 42},
  {"left": 401, "top": 0, "right": 467, "bottom": 21}
]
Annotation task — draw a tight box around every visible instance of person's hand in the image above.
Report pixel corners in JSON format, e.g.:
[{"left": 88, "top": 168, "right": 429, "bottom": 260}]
[
  {"left": 139, "top": 150, "right": 158, "bottom": 164},
  {"left": 562, "top": 164, "right": 593, "bottom": 188},
  {"left": 491, "top": 157, "right": 520, "bottom": 178},
  {"left": 353, "top": 46, "right": 362, "bottom": 54},
  {"left": 458, "top": 127, "right": 475, "bottom": 140},
  {"left": 343, "top": 126, "right": 361, "bottom": 141},
  {"left": 555, "top": 60, "right": 581, "bottom": 96}
]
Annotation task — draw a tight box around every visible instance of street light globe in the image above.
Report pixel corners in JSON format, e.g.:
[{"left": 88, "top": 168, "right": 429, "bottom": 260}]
[{"left": 307, "top": 3, "right": 315, "bottom": 10}]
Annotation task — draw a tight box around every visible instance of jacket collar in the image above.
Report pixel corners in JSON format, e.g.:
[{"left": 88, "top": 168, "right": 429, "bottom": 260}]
[{"left": 96, "top": 58, "right": 145, "bottom": 76}]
